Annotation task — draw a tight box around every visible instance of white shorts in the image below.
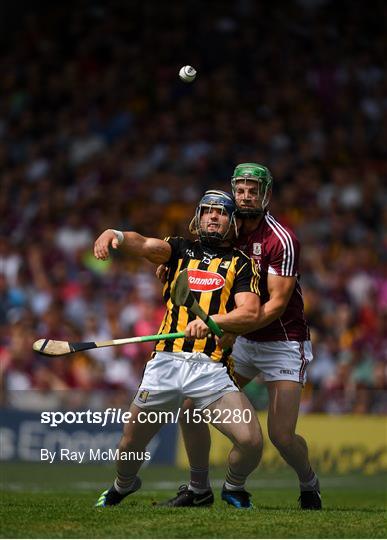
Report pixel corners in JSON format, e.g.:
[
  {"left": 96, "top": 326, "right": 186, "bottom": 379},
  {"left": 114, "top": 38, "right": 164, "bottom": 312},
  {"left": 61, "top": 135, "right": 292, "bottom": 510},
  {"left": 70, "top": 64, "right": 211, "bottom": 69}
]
[
  {"left": 231, "top": 337, "right": 313, "bottom": 384},
  {"left": 134, "top": 351, "right": 239, "bottom": 412}
]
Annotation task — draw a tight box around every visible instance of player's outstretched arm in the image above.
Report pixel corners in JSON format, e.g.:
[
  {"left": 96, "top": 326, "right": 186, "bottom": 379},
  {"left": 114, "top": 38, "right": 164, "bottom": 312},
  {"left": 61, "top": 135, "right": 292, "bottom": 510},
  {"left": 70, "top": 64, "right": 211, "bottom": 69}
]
[{"left": 94, "top": 229, "right": 171, "bottom": 264}]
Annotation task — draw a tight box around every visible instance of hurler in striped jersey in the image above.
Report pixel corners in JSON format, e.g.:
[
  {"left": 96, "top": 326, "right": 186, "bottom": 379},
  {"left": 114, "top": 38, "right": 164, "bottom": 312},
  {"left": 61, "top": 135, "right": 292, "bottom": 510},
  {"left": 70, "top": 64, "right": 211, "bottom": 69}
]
[
  {"left": 93, "top": 190, "right": 263, "bottom": 509},
  {"left": 164, "top": 164, "right": 321, "bottom": 510}
]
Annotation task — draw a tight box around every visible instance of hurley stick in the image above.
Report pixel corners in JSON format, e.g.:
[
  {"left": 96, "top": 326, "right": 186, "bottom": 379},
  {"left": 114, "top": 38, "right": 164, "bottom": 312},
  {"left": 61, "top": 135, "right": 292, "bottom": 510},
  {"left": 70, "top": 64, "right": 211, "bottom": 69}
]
[{"left": 33, "top": 331, "right": 185, "bottom": 357}]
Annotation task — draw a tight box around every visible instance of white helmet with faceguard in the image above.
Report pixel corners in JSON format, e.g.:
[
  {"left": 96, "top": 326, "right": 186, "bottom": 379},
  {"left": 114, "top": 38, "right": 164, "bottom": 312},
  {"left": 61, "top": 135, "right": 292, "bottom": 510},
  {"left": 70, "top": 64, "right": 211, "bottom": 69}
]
[
  {"left": 189, "top": 190, "right": 238, "bottom": 246},
  {"left": 231, "top": 163, "right": 273, "bottom": 218}
]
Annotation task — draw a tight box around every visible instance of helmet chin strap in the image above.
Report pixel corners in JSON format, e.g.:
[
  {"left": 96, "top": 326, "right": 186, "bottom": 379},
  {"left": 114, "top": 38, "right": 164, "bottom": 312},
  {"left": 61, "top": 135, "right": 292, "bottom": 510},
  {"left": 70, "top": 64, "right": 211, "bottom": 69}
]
[
  {"left": 236, "top": 208, "right": 265, "bottom": 218},
  {"left": 199, "top": 234, "right": 224, "bottom": 247}
]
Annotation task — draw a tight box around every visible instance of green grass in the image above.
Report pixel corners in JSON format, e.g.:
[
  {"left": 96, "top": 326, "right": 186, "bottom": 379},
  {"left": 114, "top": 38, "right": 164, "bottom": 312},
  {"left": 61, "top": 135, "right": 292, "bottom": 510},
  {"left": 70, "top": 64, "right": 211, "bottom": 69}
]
[{"left": 1, "top": 464, "right": 386, "bottom": 538}]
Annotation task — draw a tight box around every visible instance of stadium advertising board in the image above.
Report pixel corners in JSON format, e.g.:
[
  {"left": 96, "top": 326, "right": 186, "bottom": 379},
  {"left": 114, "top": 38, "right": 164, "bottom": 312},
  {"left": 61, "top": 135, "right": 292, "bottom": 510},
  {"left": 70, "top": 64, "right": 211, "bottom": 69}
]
[
  {"left": 0, "top": 408, "right": 178, "bottom": 465},
  {"left": 177, "top": 413, "right": 387, "bottom": 474}
]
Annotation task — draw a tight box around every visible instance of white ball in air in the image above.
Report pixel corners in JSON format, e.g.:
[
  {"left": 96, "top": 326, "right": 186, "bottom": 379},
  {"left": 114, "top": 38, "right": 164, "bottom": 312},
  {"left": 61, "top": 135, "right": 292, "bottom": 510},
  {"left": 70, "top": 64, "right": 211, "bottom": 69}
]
[{"left": 179, "top": 65, "right": 197, "bottom": 83}]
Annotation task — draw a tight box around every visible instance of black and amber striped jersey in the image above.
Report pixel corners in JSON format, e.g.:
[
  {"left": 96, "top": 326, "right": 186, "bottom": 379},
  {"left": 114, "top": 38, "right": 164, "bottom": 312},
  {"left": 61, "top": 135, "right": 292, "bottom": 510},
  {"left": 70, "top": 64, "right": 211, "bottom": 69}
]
[{"left": 155, "top": 237, "right": 260, "bottom": 362}]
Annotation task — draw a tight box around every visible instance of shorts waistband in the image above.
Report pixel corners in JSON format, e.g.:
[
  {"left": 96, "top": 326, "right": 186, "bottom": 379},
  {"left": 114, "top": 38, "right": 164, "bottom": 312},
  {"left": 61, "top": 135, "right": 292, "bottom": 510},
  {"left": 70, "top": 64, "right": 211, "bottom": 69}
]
[{"left": 154, "top": 351, "right": 216, "bottom": 364}]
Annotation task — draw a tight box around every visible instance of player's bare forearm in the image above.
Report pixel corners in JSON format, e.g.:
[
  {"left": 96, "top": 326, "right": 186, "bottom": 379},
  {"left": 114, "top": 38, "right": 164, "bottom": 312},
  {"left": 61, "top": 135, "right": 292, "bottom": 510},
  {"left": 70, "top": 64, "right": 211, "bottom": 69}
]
[
  {"left": 211, "top": 292, "right": 260, "bottom": 334},
  {"left": 212, "top": 308, "right": 259, "bottom": 333},
  {"left": 253, "top": 274, "right": 296, "bottom": 329},
  {"left": 253, "top": 298, "right": 287, "bottom": 329},
  {"left": 94, "top": 229, "right": 171, "bottom": 264},
  {"left": 122, "top": 232, "right": 171, "bottom": 264}
]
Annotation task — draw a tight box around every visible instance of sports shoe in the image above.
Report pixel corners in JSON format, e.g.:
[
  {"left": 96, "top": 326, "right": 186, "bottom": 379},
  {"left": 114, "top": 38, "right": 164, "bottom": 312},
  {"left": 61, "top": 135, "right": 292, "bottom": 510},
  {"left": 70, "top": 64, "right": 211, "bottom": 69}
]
[
  {"left": 157, "top": 484, "right": 214, "bottom": 507},
  {"left": 298, "top": 489, "right": 322, "bottom": 510},
  {"left": 95, "top": 476, "right": 142, "bottom": 507},
  {"left": 221, "top": 485, "right": 252, "bottom": 509}
]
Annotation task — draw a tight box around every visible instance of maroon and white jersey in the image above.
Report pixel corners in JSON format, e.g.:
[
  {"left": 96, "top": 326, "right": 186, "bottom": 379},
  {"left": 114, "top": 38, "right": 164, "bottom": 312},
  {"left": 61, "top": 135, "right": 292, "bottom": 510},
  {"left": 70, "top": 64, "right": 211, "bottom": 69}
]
[{"left": 236, "top": 212, "right": 310, "bottom": 342}]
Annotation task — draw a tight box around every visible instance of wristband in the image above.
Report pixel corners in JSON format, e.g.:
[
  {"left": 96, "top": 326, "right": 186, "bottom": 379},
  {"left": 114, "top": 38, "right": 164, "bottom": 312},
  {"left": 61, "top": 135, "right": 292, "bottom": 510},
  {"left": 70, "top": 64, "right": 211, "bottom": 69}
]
[{"left": 111, "top": 229, "right": 124, "bottom": 245}]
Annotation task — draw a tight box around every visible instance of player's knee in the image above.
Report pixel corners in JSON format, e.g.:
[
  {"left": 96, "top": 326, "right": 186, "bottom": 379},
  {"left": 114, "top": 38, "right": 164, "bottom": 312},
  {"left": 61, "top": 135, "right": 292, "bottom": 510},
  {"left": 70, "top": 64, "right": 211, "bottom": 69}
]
[
  {"left": 236, "top": 430, "right": 263, "bottom": 456},
  {"left": 268, "top": 428, "right": 295, "bottom": 450}
]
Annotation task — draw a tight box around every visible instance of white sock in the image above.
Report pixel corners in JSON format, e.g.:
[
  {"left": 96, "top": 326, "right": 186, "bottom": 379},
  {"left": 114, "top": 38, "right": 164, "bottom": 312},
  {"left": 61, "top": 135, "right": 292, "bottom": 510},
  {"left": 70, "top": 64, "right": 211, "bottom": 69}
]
[
  {"left": 189, "top": 482, "right": 210, "bottom": 494},
  {"left": 114, "top": 477, "right": 137, "bottom": 494},
  {"left": 224, "top": 481, "right": 245, "bottom": 492},
  {"left": 300, "top": 474, "right": 320, "bottom": 492}
]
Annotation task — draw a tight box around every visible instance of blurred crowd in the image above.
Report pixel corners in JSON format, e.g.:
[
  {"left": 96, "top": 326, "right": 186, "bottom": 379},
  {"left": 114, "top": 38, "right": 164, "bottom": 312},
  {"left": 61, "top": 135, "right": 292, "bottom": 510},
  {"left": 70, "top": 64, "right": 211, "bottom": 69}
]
[{"left": 1, "top": 0, "right": 386, "bottom": 413}]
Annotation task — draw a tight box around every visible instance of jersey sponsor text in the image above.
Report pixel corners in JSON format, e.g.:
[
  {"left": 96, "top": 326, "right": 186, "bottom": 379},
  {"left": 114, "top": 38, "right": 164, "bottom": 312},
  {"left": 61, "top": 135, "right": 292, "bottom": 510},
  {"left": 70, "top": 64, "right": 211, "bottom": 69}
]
[{"left": 187, "top": 269, "right": 225, "bottom": 292}]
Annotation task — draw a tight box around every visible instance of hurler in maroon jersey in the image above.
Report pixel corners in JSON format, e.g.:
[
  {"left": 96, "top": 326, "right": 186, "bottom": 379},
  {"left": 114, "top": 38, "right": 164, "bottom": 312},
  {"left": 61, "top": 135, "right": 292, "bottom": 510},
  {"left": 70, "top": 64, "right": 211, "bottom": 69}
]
[
  {"left": 162, "top": 163, "right": 321, "bottom": 511},
  {"left": 228, "top": 164, "right": 320, "bottom": 509},
  {"left": 233, "top": 210, "right": 312, "bottom": 384},
  {"left": 237, "top": 212, "right": 310, "bottom": 342}
]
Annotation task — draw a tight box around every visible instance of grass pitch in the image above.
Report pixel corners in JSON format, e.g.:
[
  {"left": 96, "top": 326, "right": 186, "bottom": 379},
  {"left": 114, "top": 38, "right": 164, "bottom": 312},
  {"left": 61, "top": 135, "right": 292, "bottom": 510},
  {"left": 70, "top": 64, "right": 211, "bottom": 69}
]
[{"left": 1, "top": 464, "right": 386, "bottom": 538}]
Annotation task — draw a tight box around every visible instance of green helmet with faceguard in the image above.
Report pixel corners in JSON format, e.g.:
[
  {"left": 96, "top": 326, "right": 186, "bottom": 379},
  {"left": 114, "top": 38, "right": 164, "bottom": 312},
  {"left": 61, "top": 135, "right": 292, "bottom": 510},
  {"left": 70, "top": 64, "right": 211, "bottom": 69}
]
[{"left": 231, "top": 163, "right": 273, "bottom": 217}]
